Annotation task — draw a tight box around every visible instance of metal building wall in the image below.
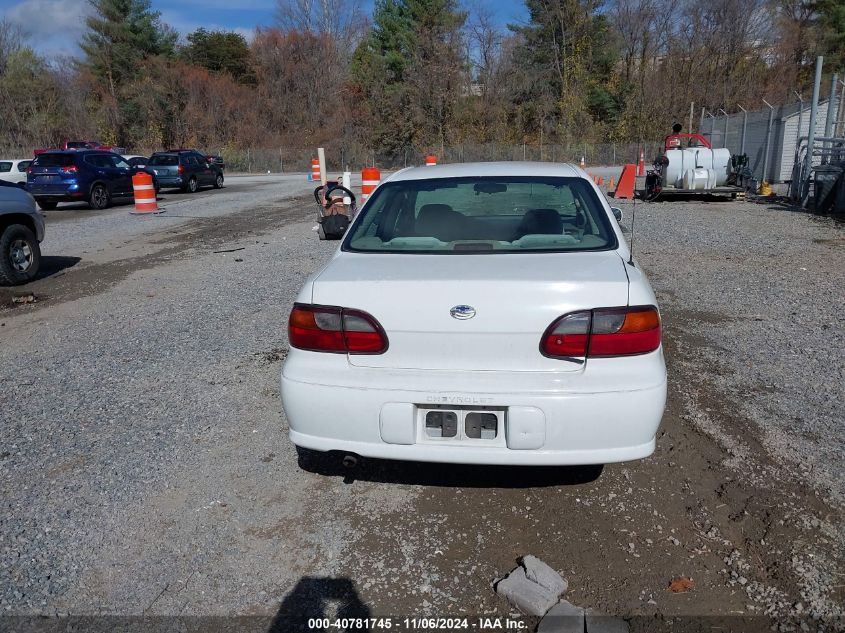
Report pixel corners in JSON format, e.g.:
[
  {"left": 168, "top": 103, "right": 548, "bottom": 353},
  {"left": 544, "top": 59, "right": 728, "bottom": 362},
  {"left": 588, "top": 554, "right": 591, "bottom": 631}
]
[
  {"left": 707, "top": 100, "right": 835, "bottom": 183},
  {"left": 779, "top": 101, "right": 831, "bottom": 181}
]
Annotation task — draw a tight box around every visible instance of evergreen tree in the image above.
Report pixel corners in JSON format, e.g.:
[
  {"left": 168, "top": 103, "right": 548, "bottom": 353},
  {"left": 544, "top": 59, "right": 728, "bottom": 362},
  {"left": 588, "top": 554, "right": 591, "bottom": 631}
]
[
  {"left": 816, "top": 0, "right": 845, "bottom": 70},
  {"left": 79, "top": 0, "right": 176, "bottom": 144},
  {"left": 352, "top": 0, "right": 466, "bottom": 153},
  {"left": 511, "top": 0, "right": 616, "bottom": 142},
  {"left": 180, "top": 28, "right": 255, "bottom": 84}
]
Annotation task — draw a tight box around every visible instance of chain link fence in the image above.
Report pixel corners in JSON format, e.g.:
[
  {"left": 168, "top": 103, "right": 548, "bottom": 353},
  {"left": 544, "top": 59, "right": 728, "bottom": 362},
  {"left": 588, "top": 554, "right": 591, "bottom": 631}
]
[
  {"left": 0, "top": 141, "right": 663, "bottom": 174},
  {"left": 217, "top": 142, "right": 663, "bottom": 174}
]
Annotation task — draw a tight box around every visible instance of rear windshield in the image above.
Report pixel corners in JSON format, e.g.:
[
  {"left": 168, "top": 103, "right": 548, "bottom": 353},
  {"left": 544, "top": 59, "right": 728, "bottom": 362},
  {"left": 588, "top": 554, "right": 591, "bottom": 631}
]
[
  {"left": 32, "top": 154, "right": 76, "bottom": 167},
  {"left": 148, "top": 155, "right": 178, "bottom": 166},
  {"left": 343, "top": 176, "right": 617, "bottom": 253}
]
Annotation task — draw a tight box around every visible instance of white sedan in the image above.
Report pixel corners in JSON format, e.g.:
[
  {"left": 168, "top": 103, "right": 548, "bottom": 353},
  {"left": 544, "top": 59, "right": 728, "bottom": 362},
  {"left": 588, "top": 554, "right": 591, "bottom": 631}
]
[
  {"left": 0, "top": 159, "right": 33, "bottom": 186},
  {"left": 281, "top": 162, "right": 666, "bottom": 466}
]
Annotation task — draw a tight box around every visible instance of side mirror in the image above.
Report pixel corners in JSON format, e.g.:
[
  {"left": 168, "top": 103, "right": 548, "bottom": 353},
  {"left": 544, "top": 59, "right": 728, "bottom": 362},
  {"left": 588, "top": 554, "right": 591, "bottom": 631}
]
[{"left": 611, "top": 207, "right": 623, "bottom": 222}]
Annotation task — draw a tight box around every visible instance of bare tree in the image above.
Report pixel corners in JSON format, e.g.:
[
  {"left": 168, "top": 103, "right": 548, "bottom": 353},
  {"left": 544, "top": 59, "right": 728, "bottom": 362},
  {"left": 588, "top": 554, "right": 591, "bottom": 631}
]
[
  {"left": 465, "top": 2, "right": 502, "bottom": 94},
  {"left": 275, "top": 0, "right": 367, "bottom": 54},
  {"left": 0, "top": 19, "right": 24, "bottom": 73}
]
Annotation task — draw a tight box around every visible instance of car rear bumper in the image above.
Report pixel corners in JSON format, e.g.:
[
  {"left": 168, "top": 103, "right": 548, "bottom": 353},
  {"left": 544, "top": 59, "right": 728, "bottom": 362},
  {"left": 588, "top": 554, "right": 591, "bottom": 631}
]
[
  {"left": 26, "top": 187, "right": 86, "bottom": 201},
  {"left": 155, "top": 176, "right": 185, "bottom": 187},
  {"left": 281, "top": 349, "right": 666, "bottom": 465}
]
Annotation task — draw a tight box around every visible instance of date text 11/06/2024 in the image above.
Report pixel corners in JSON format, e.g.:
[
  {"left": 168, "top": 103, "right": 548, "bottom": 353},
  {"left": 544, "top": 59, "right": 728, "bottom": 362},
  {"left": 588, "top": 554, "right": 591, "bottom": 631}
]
[{"left": 307, "top": 617, "right": 528, "bottom": 630}]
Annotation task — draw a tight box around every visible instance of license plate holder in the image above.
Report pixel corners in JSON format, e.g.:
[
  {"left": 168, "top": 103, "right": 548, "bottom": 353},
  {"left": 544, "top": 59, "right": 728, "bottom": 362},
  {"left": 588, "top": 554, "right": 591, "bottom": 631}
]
[{"left": 418, "top": 406, "right": 506, "bottom": 444}]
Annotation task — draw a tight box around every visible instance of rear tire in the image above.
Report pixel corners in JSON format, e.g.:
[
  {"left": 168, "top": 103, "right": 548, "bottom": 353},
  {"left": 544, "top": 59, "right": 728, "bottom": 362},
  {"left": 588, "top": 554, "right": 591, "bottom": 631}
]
[
  {"left": 35, "top": 199, "right": 57, "bottom": 210},
  {"left": 183, "top": 177, "right": 198, "bottom": 194},
  {"left": 0, "top": 224, "right": 40, "bottom": 286},
  {"left": 89, "top": 184, "right": 110, "bottom": 210}
]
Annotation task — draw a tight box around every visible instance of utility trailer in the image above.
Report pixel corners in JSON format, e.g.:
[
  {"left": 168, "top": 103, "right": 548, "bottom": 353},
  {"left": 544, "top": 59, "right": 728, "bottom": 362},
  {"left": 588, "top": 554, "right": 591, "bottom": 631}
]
[{"left": 644, "top": 133, "right": 750, "bottom": 200}]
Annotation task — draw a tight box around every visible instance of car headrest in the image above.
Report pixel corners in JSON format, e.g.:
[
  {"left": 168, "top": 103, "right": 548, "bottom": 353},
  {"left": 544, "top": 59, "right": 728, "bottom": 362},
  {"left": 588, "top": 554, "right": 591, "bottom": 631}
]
[
  {"left": 416, "top": 204, "right": 465, "bottom": 241},
  {"left": 516, "top": 208, "right": 563, "bottom": 237},
  {"left": 417, "top": 204, "right": 457, "bottom": 221}
]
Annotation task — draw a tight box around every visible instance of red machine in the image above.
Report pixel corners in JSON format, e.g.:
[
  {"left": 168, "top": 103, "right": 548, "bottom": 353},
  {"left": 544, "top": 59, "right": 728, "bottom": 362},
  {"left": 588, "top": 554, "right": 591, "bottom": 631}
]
[{"left": 662, "top": 133, "right": 712, "bottom": 150}]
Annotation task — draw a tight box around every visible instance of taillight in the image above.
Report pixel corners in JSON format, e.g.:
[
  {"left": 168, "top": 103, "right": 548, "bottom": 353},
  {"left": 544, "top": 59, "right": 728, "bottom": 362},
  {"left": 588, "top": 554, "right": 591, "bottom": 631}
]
[
  {"left": 178, "top": 164, "right": 184, "bottom": 174},
  {"left": 542, "top": 306, "right": 660, "bottom": 359},
  {"left": 589, "top": 306, "right": 661, "bottom": 356},
  {"left": 289, "top": 304, "right": 388, "bottom": 354},
  {"left": 541, "top": 310, "right": 591, "bottom": 358}
]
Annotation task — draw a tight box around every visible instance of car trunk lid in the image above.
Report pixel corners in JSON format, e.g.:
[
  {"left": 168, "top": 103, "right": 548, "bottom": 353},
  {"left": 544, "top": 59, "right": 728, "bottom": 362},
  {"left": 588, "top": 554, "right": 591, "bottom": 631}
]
[{"left": 311, "top": 251, "right": 630, "bottom": 372}]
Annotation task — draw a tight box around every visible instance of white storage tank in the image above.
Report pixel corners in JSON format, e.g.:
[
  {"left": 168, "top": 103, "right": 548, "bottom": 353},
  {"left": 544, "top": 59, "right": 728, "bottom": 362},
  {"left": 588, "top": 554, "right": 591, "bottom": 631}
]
[{"left": 663, "top": 147, "right": 731, "bottom": 188}]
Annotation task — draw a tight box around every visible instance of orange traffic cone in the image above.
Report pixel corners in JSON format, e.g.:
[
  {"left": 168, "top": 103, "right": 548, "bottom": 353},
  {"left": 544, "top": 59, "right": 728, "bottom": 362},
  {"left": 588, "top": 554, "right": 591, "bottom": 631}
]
[{"left": 611, "top": 165, "right": 637, "bottom": 200}]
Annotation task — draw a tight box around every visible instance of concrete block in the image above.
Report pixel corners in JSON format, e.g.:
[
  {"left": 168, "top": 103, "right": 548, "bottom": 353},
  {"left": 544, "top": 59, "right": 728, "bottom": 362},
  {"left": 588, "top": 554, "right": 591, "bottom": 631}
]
[
  {"left": 537, "top": 600, "right": 585, "bottom": 633},
  {"left": 522, "top": 554, "right": 568, "bottom": 596},
  {"left": 495, "top": 567, "right": 558, "bottom": 617},
  {"left": 585, "top": 610, "right": 629, "bottom": 633}
]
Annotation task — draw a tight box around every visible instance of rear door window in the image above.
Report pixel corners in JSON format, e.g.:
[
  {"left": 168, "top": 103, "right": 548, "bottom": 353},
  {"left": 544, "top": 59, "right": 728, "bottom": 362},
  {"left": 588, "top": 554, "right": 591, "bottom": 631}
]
[
  {"left": 17, "top": 161, "right": 31, "bottom": 171},
  {"left": 0, "top": 162, "right": 11, "bottom": 172},
  {"left": 84, "top": 154, "right": 110, "bottom": 168}
]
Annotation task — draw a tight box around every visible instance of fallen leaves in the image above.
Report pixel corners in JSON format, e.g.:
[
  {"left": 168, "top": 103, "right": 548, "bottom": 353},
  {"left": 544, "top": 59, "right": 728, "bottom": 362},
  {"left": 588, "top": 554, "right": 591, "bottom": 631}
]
[
  {"left": 668, "top": 576, "right": 695, "bottom": 593},
  {"left": 12, "top": 293, "right": 36, "bottom": 304}
]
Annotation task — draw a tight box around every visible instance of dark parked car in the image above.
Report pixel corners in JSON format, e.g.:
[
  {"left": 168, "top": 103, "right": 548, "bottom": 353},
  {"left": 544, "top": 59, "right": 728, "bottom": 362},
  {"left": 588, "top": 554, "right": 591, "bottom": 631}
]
[
  {"left": 0, "top": 184, "right": 44, "bottom": 285},
  {"left": 124, "top": 155, "right": 149, "bottom": 168},
  {"left": 25, "top": 150, "right": 136, "bottom": 210},
  {"left": 144, "top": 150, "right": 224, "bottom": 193},
  {"left": 206, "top": 154, "right": 225, "bottom": 170}
]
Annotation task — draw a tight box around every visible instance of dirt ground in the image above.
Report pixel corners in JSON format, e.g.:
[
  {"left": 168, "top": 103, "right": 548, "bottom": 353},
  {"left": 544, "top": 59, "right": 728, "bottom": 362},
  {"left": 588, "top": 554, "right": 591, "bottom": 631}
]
[{"left": 1, "top": 184, "right": 842, "bottom": 633}]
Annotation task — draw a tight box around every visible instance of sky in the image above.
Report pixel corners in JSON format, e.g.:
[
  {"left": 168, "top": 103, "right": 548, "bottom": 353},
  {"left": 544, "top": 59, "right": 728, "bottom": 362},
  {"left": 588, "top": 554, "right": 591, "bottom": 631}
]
[{"left": 0, "top": 0, "right": 529, "bottom": 58}]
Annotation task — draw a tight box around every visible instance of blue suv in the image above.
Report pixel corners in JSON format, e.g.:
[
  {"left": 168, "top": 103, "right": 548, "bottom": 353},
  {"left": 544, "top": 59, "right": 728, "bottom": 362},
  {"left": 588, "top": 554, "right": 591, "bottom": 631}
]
[{"left": 26, "top": 150, "right": 137, "bottom": 210}]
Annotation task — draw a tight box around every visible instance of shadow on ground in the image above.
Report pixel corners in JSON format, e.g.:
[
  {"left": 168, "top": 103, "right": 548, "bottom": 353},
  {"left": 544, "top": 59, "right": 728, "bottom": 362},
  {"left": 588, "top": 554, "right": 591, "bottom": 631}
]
[
  {"left": 36, "top": 255, "right": 82, "bottom": 280},
  {"left": 296, "top": 448, "right": 604, "bottom": 487},
  {"left": 268, "top": 576, "right": 370, "bottom": 633}
]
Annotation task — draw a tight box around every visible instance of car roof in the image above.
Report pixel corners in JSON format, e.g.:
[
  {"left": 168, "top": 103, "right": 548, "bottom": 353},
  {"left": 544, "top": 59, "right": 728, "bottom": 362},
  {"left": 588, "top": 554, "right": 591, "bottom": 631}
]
[
  {"left": 384, "top": 161, "right": 583, "bottom": 183},
  {"left": 39, "top": 149, "right": 112, "bottom": 155}
]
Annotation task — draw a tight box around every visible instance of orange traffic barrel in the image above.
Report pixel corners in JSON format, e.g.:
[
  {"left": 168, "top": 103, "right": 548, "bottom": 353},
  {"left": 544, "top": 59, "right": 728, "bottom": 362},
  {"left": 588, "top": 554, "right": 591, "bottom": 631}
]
[
  {"left": 638, "top": 149, "right": 645, "bottom": 176},
  {"left": 361, "top": 167, "right": 381, "bottom": 203},
  {"left": 131, "top": 172, "right": 158, "bottom": 214},
  {"left": 311, "top": 158, "right": 320, "bottom": 182},
  {"left": 425, "top": 155, "right": 437, "bottom": 166}
]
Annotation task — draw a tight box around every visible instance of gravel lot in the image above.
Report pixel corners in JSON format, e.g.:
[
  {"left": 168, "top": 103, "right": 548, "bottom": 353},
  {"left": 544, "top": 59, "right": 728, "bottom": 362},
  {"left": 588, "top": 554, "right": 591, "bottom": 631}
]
[{"left": 0, "top": 176, "right": 842, "bottom": 630}]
